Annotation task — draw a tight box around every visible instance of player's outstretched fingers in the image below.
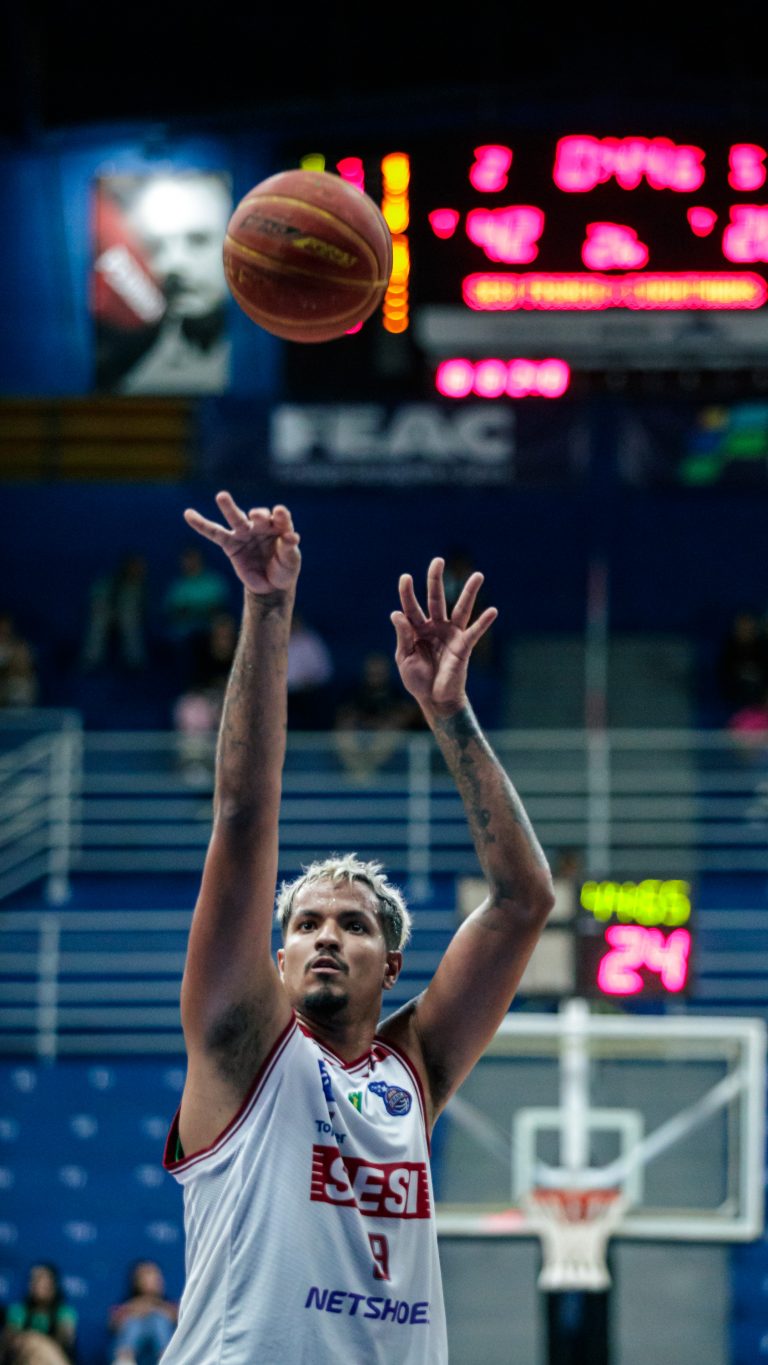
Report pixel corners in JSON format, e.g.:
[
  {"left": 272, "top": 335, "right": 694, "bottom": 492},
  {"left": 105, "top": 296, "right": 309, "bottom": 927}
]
[
  {"left": 450, "top": 572, "right": 485, "bottom": 630},
  {"left": 426, "top": 558, "right": 447, "bottom": 622},
  {"left": 399, "top": 574, "right": 428, "bottom": 626},
  {"left": 271, "top": 504, "right": 295, "bottom": 534},
  {"left": 390, "top": 610, "right": 416, "bottom": 657},
  {"left": 215, "top": 491, "right": 252, "bottom": 531},
  {"left": 465, "top": 606, "right": 498, "bottom": 648},
  {"left": 183, "top": 507, "right": 231, "bottom": 547}
]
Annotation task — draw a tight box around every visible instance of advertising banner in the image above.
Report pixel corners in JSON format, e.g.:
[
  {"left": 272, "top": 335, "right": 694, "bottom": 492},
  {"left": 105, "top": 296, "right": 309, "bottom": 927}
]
[{"left": 92, "top": 171, "right": 232, "bottom": 394}]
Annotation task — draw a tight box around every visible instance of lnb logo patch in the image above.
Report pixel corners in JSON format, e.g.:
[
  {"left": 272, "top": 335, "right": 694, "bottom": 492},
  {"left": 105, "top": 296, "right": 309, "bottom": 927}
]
[{"left": 368, "top": 1082, "right": 412, "bottom": 1116}]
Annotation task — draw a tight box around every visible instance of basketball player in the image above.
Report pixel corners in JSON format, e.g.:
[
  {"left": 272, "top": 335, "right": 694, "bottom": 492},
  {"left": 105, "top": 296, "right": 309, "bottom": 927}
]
[{"left": 162, "top": 493, "right": 554, "bottom": 1363}]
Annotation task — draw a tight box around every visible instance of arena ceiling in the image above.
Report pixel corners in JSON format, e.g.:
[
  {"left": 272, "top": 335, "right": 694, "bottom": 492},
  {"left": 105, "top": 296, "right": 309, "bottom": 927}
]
[{"left": 0, "top": 5, "right": 765, "bottom": 140}]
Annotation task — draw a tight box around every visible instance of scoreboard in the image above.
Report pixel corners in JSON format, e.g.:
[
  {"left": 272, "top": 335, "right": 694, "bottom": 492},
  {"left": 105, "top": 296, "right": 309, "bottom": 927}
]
[{"left": 284, "top": 131, "right": 768, "bottom": 391}]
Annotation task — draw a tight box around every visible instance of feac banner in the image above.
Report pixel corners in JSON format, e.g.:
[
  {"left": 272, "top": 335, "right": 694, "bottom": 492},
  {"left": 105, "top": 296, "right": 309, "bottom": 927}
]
[
  {"left": 91, "top": 171, "right": 233, "bottom": 395},
  {"left": 267, "top": 402, "right": 588, "bottom": 486}
]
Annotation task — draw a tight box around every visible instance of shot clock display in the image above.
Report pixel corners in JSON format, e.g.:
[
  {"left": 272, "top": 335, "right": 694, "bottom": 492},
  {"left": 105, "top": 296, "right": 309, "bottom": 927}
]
[{"left": 577, "top": 879, "right": 694, "bottom": 1000}]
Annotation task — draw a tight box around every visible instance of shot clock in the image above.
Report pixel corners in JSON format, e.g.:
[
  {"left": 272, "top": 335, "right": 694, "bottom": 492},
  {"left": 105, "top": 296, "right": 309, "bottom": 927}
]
[{"left": 577, "top": 879, "right": 694, "bottom": 1001}]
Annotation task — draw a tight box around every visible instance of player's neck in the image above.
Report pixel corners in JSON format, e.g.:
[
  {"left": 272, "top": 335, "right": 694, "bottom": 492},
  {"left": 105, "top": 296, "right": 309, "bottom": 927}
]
[{"left": 296, "top": 1007, "right": 379, "bottom": 1063}]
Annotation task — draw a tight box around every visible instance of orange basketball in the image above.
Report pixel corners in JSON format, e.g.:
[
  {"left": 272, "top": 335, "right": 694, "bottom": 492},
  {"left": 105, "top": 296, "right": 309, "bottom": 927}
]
[{"left": 223, "top": 169, "right": 393, "bottom": 343}]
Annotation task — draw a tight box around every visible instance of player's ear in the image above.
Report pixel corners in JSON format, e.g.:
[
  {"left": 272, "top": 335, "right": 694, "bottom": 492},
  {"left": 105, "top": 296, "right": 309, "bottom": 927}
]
[
  {"left": 276, "top": 947, "right": 285, "bottom": 978},
  {"left": 383, "top": 951, "right": 403, "bottom": 991}
]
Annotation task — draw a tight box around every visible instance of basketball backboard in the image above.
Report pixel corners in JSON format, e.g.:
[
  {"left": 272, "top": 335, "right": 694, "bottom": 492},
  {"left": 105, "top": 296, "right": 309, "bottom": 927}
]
[{"left": 436, "top": 1001, "right": 766, "bottom": 1245}]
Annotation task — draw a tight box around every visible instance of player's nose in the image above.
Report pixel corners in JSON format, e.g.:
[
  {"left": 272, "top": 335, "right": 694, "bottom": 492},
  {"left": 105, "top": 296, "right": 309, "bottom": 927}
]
[{"left": 315, "top": 917, "right": 343, "bottom": 946}]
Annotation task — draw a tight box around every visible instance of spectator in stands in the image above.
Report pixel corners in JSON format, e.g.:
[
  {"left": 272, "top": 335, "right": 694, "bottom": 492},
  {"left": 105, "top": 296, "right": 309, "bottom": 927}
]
[
  {"left": 108, "top": 1260, "right": 177, "bottom": 1365},
  {"left": 3, "top": 1266, "right": 76, "bottom": 1362},
  {"left": 0, "top": 1332, "right": 70, "bottom": 1365},
  {"left": 717, "top": 610, "right": 768, "bottom": 712},
  {"left": 334, "top": 650, "right": 422, "bottom": 780},
  {"left": 80, "top": 554, "right": 150, "bottom": 674},
  {"left": 0, "top": 613, "right": 39, "bottom": 708},
  {"left": 162, "top": 547, "right": 231, "bottom": 684},
  {"left": 171, "top": 612, "right": 238, "bottom": 782},
  {"left": 287, "top": 612, "right": 334, "bottom": 729}
]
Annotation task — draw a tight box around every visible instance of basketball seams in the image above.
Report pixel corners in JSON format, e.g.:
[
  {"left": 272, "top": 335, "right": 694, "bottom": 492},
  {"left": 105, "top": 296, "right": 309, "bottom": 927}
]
[
  {"left": 224, "top": 235, "right": 388, "bottom": 289},
  {"left": 234, "top": 193, "right": 390, "bottom": 274},
  {"left": 227, "top": 195, "right": 384, "bottom": 274},
  {"left": 227, "top": 277, "right": 377, "bottom": 339}
]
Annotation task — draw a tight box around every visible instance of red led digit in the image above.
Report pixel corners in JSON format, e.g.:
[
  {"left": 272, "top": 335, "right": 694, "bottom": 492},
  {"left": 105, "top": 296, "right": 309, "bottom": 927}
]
[
  {"left": 582, "top": 223, "right": 649, "bottom": 270},
  {"left": 597, "top": 925, "right": 646, "bottom": 995},
  {"left": 642, "top": 928, "right": 691, "bottom": 992},
  {"left": 336, "top": 157, "right": 365, "bottom": 193},
  {"left": 729, "top": 144, "right": 767, "bottom": 191},
  {"left": 687, "top": 207, "right": 718, "bottom": 237},
  {"left": 597, "top": 925, "right": 691, "bottom": 996},
  {"left": 505, "top": 358, "right": 537, "bottom": 396},
  {"left": 435, "top": 359, "right": 474, "bottom": 398},
  {"left": 429, "top": 208, "right": 460, "bottom": 239},
  {"left": 723, "top": 205, "right": 768, "bottom": 262},
  {"left": 553, "top": 135, "right": 705, "bottom": 192},
  {"left": 469, "top": 145, "right": 513, "bottom": 192},
  {"left": 466, "top": 206, "right": 545, "bottom": 263},
  {"left": 474, "top": 359, "right": 508, "bottom": 398},
  {"left": 534, "top": 359, "right": 570, "bottom": 397}
]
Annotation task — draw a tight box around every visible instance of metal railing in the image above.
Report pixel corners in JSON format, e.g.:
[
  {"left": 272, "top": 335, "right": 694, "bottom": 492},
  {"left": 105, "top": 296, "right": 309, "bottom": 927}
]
[
  {"left": 4, "top": 722, "right": 768, "bottom": 899},
  {"left": 0, "top": 712, "right": 82, "bottom": 905},
  {"left": 0, "top": 904, "right": 455, "bottom": 1058},
  {"left": 3, "top": 720, "right": 768, "bottom": 1055}
]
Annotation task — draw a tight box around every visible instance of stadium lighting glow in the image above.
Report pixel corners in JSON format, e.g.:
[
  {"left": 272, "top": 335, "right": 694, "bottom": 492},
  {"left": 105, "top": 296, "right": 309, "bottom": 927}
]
[{"left": 381, "top": 154, "right": 411, "bottom": 334}]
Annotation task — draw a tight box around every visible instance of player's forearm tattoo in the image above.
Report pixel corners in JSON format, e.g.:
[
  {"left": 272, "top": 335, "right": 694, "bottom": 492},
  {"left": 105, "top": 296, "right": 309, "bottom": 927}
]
[
  {"left": 215, "top": 591, "right": 292, "bottom": 811},
  {"left": 432, "top": 705, "right": 551, "bottom": 903}
]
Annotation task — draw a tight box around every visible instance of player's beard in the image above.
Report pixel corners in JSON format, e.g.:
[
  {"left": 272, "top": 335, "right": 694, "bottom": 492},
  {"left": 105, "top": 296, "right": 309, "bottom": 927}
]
[{"left": 302, "top": 984, "right": 350, "bottom": 1021}]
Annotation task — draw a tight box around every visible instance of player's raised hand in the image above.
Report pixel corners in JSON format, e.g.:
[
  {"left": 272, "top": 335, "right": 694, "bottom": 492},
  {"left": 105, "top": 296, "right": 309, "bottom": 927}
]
[
  {"left": 183, "top": 492, "right": 301, "bottom": 596},
  {"left": 391, "top": 558, "right": 497, "bottom": 715}
]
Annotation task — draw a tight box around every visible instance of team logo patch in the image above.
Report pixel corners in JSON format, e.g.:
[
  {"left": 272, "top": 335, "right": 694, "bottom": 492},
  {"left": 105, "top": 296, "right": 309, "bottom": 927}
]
[{"left": 368, "top": 1082, "right": 412, "bottom": 1116}]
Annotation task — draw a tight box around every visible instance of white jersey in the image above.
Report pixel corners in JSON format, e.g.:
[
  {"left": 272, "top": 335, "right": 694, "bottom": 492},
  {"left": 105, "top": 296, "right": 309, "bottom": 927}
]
[{"left": 162, "top": 1015, "right": 448, "bottom": 1364}]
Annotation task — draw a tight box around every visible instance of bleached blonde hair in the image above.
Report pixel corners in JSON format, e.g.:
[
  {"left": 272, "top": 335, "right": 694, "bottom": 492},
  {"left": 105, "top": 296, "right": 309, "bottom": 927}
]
[{"left": 275, "top": 853, "right": 412, "bottom": 951}]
